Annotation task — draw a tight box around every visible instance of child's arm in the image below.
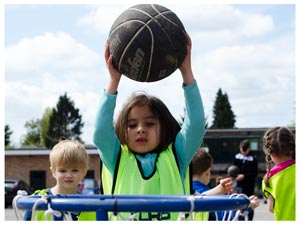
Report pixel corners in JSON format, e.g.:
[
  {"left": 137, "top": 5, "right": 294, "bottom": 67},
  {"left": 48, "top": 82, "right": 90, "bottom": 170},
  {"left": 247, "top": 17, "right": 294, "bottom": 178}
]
[
  {"left": 93, "top": 42, "right": 122, "bottom": 174},
  {"left": 175, "top": 33, "right": 206, "bottom": 177},
  {"left": 104, "top": 41, "right": 122, "bottom": 94},
  {"left": 202, "top": 178, "right": 234, "bottom": 195},
  {"left": 178, "top": 33, "right": 195, "bottom": 86}
]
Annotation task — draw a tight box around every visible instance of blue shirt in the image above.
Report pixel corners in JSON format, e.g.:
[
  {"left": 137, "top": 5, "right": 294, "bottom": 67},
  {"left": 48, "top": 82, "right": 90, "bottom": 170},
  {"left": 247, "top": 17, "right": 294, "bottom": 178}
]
[
  {"left": 192, "top": 180, "right": 210, "bottom": 194},
  {"left": 192, "top": 180, "right": 226, "bottom": 221}
]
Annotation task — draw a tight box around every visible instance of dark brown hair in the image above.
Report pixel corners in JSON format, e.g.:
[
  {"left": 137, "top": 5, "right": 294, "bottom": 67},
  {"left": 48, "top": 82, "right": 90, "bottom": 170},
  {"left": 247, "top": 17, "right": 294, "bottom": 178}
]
[
  {"left": 263, "top": 127, "right": 295, "bottom": 187},
  {"left": 192, "top": 149, "right": 213, "bottom": 176},
  {"left": 240, "top": 139, "right": 250, "bottom": 152},
  {"left": 115, "top": 92, "right": 181, "bottom": 153}
]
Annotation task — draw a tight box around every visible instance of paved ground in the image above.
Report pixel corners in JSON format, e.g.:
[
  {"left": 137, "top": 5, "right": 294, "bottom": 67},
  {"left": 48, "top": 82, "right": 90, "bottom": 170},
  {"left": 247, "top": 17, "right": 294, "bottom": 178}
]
[
  {"left": 4, "top": 199, "right": 274, "bottom": 221},
  {"left": 253, "top": 199, "right": 274, "bottom": 221}
]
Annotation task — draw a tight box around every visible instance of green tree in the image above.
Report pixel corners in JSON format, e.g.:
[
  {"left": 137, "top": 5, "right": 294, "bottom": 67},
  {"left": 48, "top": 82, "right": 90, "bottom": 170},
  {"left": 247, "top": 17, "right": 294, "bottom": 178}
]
[
  {"left": 5, "top": 124, "right": 13, "bottom": 147},
  {"left": 21, "top": 119, "right": 42, "bottom": 146},
  {"left": 210, "top": 88, "right": 236, "bottom": 129},
  {"left": 40, "top": 107, "right": 53, "bottom": 146},
  {"left": 45, "top": 93, "right": 84, "bottom": 148}
]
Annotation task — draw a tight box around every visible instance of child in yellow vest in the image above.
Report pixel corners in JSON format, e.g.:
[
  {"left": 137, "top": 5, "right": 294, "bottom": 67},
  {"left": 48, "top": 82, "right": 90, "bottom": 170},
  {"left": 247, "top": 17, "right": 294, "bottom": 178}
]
[
  {"left": 23, "top": 140, "right": 93, "bottom": 220},
  {"left": 93, "top": 33, "right": 206, "bottom": 221},
  {"left": 262, "top": 127, "right": 295, "bottom": 221}
]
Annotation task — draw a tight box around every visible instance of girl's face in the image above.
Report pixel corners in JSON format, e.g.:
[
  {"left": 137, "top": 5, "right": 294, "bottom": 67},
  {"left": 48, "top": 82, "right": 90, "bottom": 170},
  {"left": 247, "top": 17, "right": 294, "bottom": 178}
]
[
  {"left": 51, "top": 165, "right": 84, "bottom": 194},
  {"left": 127, "top": 105, "right": 160, "bottom": 154}
]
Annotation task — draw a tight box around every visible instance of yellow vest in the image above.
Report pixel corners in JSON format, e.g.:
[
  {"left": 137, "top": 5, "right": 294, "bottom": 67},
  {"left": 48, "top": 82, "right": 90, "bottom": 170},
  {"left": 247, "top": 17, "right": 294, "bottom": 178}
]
[
  {"left": 28, "top": 189, "right": 96, "bottom": 221},
  {"left": 262, "top": 163, "right": 295, "bottom": 221},
  {"left": 102, "top": 144, "right": 191, "bottom": 220}
]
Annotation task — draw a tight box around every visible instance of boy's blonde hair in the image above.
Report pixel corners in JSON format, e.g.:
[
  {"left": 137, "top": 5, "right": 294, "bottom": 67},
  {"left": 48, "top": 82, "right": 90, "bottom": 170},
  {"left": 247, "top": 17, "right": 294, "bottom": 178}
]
[{"left": 50, "top": 140, "right": 89, "bottom": 175}]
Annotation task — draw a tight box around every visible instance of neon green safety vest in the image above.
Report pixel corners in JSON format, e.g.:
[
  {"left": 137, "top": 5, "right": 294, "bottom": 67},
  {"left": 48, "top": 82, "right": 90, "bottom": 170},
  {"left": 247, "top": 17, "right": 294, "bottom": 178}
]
[
  {"left": 195, "top": 211, "right": 209, "bottom": 221},
  {"left": 262, "top": 163, "right": 295, "bottom": 221},
  {"left": 29, "top": 189, "right": 96, "bottom": 221},
  {"left": 102, "top": 144, "right": 191, "bottom": 221},
  {"left": 30, "top": 189, "right": 52, "bottom": 221}
]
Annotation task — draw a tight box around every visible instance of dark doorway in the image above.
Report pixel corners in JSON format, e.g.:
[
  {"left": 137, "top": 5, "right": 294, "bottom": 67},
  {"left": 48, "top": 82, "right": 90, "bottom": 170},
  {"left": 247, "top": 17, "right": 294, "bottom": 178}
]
[
  {"left": 30, "top": 170, "right": 46, "bottom": 190},
  {"left": 85, "top": 170, "right": 95, "bottom": 179}
]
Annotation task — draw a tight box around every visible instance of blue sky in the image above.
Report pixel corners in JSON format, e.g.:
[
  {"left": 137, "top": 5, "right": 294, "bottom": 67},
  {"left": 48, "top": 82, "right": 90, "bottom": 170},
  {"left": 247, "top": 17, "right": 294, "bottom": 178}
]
[{"left": 3, "top": 2, "right": 297, "bottom": 147}]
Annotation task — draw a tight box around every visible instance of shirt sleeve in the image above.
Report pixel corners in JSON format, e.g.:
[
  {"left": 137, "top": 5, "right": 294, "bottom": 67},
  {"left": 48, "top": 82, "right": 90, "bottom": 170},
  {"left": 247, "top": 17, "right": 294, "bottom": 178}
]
[
  {"left": 93, "top": 91, "right": 120, "bottom": 174},
  {"left": 175, "top": 81, "right": 206, "bottom": 179}
]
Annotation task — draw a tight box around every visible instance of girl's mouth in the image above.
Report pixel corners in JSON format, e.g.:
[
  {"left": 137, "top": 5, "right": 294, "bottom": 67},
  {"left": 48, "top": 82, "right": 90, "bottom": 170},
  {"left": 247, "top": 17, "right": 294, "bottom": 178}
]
[{"left": 136, "top": 137, "right": 147, "bottom": 143}]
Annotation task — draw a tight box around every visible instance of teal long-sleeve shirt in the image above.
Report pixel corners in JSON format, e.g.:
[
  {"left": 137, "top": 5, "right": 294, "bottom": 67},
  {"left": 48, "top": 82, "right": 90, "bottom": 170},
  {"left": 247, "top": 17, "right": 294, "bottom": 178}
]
[{"left": 93, "top": 81, "right": 206, "bottom": 182}]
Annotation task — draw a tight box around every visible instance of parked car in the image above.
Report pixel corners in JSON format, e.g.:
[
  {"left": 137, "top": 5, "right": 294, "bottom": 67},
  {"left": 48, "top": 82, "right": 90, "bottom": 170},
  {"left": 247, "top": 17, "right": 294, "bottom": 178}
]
[
  {"left": 5, "top": 179, "right": 33, "bottom": 208},
  {"left": 81, "top": 178, "right": 100, "bottom": 195}
]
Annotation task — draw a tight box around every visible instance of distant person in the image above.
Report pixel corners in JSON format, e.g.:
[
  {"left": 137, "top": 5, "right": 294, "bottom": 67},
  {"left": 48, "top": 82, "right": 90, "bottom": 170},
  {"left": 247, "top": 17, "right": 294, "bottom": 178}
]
[
  {"left": 262, "top": 127, "right": 295, "bottom": 221},
  {"left": 192, "top": 148, "right": 234, "bottom": 220},
  {"left": 233, "top": 139, "right": 258, "bottom": 221},
  {"left": 77, "top": 179, "right": 85, "bottom": 194},
  {"left": 192, "top": 148, "right": 259, "bottom": 221},
  {"left": 23, "top": 140, "right": 91, "bottom": 221}
]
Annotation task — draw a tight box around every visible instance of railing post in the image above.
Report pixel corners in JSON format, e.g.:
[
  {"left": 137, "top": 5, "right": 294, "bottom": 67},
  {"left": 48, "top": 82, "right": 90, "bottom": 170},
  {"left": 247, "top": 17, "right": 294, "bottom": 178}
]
[{"left": 96, "top": 209, "right": 108, "bottom": 221}]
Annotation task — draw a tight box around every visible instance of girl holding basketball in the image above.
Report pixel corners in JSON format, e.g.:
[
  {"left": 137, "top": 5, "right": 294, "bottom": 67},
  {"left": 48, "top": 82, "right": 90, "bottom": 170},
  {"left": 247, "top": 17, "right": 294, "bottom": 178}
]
[
  {"left": 262, "top": 127, "right": 295, "bottom": 221},
  {"left": 93, "top": 34, "right": 205, "bottom": 221}
]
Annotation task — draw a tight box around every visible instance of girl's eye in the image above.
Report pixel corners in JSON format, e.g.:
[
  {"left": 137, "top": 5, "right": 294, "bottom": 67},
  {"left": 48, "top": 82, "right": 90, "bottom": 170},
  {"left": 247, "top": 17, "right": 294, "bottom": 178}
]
[
  {"left": 128, "top": 123, "right": 137, "bottom": 129},
  {"left": 146, "top": 122, "right": 155, "bottom": 127}
]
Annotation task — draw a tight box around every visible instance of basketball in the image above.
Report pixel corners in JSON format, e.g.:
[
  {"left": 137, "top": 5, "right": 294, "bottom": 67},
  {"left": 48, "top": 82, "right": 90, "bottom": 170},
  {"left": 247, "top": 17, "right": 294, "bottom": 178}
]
[
  {"left": 108, "top": 4, "right": 187, "bottom": 82},
  {"left": 227, "top": 165, "right": 240, "bottom": 178}
]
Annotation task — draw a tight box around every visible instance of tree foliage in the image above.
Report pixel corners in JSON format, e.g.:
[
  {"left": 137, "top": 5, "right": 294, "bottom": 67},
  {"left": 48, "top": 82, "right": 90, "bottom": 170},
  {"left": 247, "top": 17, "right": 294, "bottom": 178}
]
[
  {"left": 45, "top": 93, "right": 84, "bottom": 148},
  {"left": 210, "top": 88, "right": 236, "bottom": 129},
  {"left": 40, "top": 107, "right": 52, "bottom": 147},
  {"left": 21, "top": 119, "right": 42, "bottom": 146},
  {"left": 5, "top": 124, "right": 13, "bottom": 147}
]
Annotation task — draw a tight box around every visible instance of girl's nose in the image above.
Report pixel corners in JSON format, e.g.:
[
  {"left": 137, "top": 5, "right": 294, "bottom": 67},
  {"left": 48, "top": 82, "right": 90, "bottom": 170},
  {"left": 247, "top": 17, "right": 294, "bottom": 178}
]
[{"left": 137, "top": 124, "right": 145, "bottom": 133}]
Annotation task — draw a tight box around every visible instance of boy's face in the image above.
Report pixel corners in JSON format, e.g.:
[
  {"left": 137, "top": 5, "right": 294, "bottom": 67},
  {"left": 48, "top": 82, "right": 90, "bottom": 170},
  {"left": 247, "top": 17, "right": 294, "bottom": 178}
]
[
  {"left": 240, "top": 147, "right": 250, "bottom": 156},
  {"left": 126, "top": 105, "right": 160, "bottom": 154},
  {"left": 204, "top": 167, "right": 211, "bottom": 185},
  {"left": 51, "top": 165, "right": 84, "bottom": 194}
]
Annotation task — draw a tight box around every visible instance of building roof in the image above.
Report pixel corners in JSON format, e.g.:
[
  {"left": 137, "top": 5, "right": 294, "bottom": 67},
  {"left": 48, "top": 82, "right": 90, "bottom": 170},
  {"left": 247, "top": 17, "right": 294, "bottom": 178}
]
[{"left": 5, "top": 148, "right": 99, "bottom": 156}]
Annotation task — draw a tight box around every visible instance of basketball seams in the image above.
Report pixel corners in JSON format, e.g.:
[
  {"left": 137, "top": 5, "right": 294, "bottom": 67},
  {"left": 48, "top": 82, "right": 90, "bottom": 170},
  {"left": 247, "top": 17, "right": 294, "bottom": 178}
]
[
  {"left": 151, "top": 4, "right": 186, "bottom": 47},
  {"left": 113, "top": 20, "right": 154, "bottom": 82},
  {"left": 127, "top": 7, "right": 183, "bottom": 52},
  {"left": 128, "top": 6, "right": 185, "bottom": 78},
  {"left": 108, "top": 4, "right": 186, "bottom": 82}
]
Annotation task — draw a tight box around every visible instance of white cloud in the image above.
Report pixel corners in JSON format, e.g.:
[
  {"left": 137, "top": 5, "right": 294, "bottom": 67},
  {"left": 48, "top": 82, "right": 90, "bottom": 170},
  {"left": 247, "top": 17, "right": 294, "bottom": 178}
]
[
  {"left": 78, "top": 4, "right": 274, "bottom": 44},
  {"left": 167, "top": 4, "right": 274, "bottom": 43},
  {"left": 6, "top": 32, "right": 101, "bottom": 78},
  {"left": 196, "top": 35, "right": 295, "bottom": 127}
]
